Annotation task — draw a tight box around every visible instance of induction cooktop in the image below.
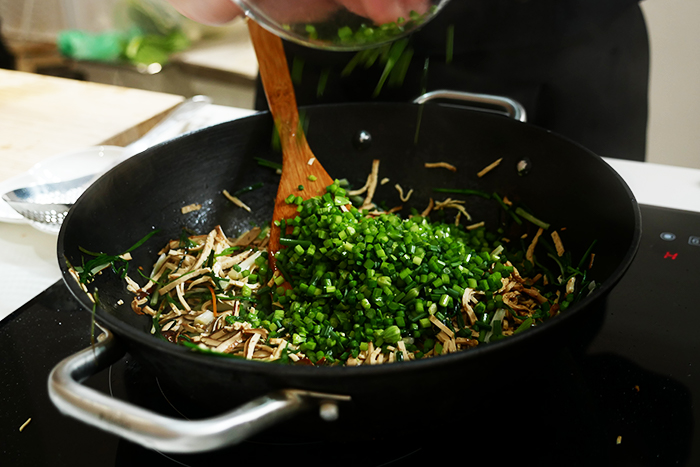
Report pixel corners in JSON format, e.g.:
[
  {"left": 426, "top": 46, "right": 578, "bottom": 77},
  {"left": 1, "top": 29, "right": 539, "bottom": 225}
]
[{"left": 1, "top": 204, "right": 698, "bottom": 466}]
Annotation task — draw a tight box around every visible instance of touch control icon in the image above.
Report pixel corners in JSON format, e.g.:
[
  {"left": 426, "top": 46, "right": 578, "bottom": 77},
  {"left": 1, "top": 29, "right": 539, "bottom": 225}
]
[
  {"left": 660, "top": 232, "right": 676, "bottom": 241},
  {"left": 689, "top": 236, "right": 700, "bottom": 247}
]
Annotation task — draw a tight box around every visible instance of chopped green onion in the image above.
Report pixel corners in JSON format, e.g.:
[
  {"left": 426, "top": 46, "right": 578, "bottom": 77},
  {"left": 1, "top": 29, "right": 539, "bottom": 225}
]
[
  {"left": 433, "top": 188, "right": 491, "bottom": 198},
  {"left": 446, "top": 24, "right": 454, "bottom": 64},
  {"left": 254, "top": 157, "right": 282, "bottom": 171},
  {"left": 514, "top": 207, "right": 550, "bottom": 230},
  {"left": 232, "top": 182, "right": 263, "bottom": 197}
]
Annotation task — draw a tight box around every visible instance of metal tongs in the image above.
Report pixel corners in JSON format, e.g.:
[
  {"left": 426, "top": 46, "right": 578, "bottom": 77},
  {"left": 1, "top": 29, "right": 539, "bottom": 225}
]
[{"left": 2, "top": 95, "right": 212, "bottom": 231}]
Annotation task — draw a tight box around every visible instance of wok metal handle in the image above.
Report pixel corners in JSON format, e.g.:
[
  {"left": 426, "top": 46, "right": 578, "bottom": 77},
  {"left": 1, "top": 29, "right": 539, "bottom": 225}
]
[
  {"left": 414, "top": 90, "right": 527, "bottom": 122},
  {"left": 48, "top": 324, "right": 350, "bottom": 453}
]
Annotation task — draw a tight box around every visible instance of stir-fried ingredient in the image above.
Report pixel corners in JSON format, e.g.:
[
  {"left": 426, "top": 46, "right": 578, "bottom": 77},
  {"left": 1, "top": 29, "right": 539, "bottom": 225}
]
[
  {"left": 69, "top": 156, "right": 597, "bottom": 366},
  {"left": 477, "top": 157, "right": 503, "bottom": 178},
  {"left": 122, "top": 225, "right": 297, "bottom": 361},
  {"left": 263, "top": 179, "right": 594, "bottom": 365},
  {"left": 82, "top": 173, "right": 598, "bottom": 366},
  {"left": 424, "top": 162, "right": 457, "bottom": 172}
]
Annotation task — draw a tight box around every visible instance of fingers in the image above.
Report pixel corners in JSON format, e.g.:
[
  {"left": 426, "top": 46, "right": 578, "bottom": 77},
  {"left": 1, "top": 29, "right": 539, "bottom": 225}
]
[
  {"left": 165, "top": 0, "right": 433, "bottom": 30},
  {"left": 166, "top": 0, "right": 243, "bottom": 25},
  {"left": 336, "top": 0, "right": 432, "bottom": 25},
  {"left": 254, "top": 0, "right": 339, "bottom": 23}
]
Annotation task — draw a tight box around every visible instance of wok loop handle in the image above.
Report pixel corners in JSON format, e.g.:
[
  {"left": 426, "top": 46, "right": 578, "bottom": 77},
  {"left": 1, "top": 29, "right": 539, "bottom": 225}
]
[
  {"left": 48, "top": 323, "right": 350, "bottom": 453},
  {"left": 414, "top": 90, "right": 527, "bottom": 122}
]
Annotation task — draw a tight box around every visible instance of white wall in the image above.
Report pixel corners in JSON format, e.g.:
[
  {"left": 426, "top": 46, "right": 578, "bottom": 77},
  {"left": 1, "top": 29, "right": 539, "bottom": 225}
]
[{"left": 641, "top": 1, "right": 700, "bottom": 168}]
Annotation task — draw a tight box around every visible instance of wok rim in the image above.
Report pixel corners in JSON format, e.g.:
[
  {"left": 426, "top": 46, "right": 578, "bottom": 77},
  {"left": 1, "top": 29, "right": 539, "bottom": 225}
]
[{"left": 56, "top": 103, "right": 643, "bottom": 379}]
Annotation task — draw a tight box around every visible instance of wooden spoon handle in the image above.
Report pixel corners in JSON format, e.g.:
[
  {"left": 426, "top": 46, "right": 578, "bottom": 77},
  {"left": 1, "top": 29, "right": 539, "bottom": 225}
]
[
  {"left": 247, "top": 20, "right": 300, "bottom": 138},
  {"left": 247, "top": 19, "right": 335, "bottom": 261}
]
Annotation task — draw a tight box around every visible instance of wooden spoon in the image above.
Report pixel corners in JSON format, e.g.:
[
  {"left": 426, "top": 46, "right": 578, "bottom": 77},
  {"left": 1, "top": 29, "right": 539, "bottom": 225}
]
[{"left": 247, "top": 20, "right": 335, "bottom": 264}]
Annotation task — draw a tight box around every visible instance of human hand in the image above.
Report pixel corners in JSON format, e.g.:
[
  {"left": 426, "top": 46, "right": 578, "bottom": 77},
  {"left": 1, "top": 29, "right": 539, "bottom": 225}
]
[
  {"left": 248, "top": 0, "right": 341, "bottom": 24},
  {"left": 166, "top": 0, "right": 433, "bottom": 26},
  {"left": 335, "top": 0, "right": 431, "bottom": 24},
  {"left": 166, "top": 0, "right": 243, "bottom": 25}
]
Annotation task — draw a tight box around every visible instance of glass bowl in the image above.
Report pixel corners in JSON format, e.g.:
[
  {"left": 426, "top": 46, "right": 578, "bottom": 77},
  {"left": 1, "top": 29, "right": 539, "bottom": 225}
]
[{"left": 232, "top": 0, "right": 450, "bottom": 50}]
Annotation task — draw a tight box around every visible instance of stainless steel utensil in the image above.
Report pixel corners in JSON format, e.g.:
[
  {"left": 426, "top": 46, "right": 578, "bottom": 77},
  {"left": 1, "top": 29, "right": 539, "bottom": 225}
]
[{"left": 2, "top": 95, "right": 212, "bottom": 231}]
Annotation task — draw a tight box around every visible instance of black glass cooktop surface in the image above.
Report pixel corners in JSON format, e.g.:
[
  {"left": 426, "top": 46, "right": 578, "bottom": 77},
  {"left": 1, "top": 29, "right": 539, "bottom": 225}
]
[{"left": 1, "top": 204, "right": 698, "bottom": 466}]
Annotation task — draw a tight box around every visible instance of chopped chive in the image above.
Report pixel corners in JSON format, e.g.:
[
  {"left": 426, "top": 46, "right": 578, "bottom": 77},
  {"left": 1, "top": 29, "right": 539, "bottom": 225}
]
[
  {"left": 232, "top": 182, "right": 263, "bottom": 197},
  {"left": 254, "top": 157, "right": 282, "bottom": 171},
  {"left": 446, "top": 24, "right": 454, "bottom": 64},
  {"left": 317, "top": 67, "right": 330, "bottom": 97},
  {"left": 514, "top": 207, "right": 550, "bottom": 229},
  {"left": 77, "top": 229, "right": 159, "bottom": 283},
  {"left": 291, "top": 56, "right": 304, "bottom": 85},
  {"left": 414, "top": 57, "right": 429, "bottom": 145},
  {"left": 373, "top": 38, "right": 409, "bottom": 97},
  {"left": 433, "top": 188, "right": 491, "bottom": 198},
  {"left": 514, "top": 317, "right": 534, "bottom": 334}
]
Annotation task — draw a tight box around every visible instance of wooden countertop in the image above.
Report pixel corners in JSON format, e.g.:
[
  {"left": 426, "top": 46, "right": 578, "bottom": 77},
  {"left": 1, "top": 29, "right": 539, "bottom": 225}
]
[{"left": 0, "top": 69, "right": 184, "bottom": 182}]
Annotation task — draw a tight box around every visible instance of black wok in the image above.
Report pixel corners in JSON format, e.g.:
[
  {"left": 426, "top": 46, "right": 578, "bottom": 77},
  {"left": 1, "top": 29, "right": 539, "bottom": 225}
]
[{"left": 52, "top": 97, "right": 641, "bottom": 451}]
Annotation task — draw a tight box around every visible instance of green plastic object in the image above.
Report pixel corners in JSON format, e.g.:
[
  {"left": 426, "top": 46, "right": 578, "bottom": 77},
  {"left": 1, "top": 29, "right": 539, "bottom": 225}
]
[{"left": 57, "top": 30, "right": 124, "bottom": 62}]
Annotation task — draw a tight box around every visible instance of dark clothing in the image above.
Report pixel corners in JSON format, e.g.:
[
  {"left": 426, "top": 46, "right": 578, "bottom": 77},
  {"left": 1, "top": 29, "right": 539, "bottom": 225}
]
[
  {"left": 413, "top": 0, "right": 642, "bottom": 53},
  {"left": 0, "top": 20, "right": 15, "bottom": 70},
  {"left": 256, "top": 1, "right": 649, "bottom": 161}
]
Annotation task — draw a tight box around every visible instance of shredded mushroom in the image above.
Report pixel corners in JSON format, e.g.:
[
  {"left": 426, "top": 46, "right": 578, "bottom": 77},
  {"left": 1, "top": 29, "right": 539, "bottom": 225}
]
[
  {"left": 434, "top": 198, "right": 472, "bottom": 221},
  {"left": 359, "top": 159, "right": 381, "bottom": 210},
  {"left": 424, "top": 161, "right": 457, "bottom": 172},
  {"left": 181, "top": 203, "right": 202, "bottom": 214},
  {"left": 394, "top": 183, "right": 414, "bottom": 202},
  {"left": 223, "top": 190, "right": 252, "bottom": 212},
  {"left": 420, "top": 198, "right": 435, "bottom": 217},
  {"left": 477, "top": 157, "right": 503, "bottom": 178},
  {"left": 551, "top": 230, "right": 565, "bottom": 257},
  {"left": 126, "top": 225, "right": 302, "bottom": 362},
  {"left": 19, "top": 418, "right": 31, "bottom": 432}
]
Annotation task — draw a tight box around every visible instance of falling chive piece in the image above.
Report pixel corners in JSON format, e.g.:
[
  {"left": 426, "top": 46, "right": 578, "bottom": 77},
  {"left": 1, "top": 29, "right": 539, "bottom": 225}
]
[
  {"left": 446, "top": 24, "right": 454, "bottom": 64},
  {"left": 514, "top": 207, "right": 550, "bottom": 230}
]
